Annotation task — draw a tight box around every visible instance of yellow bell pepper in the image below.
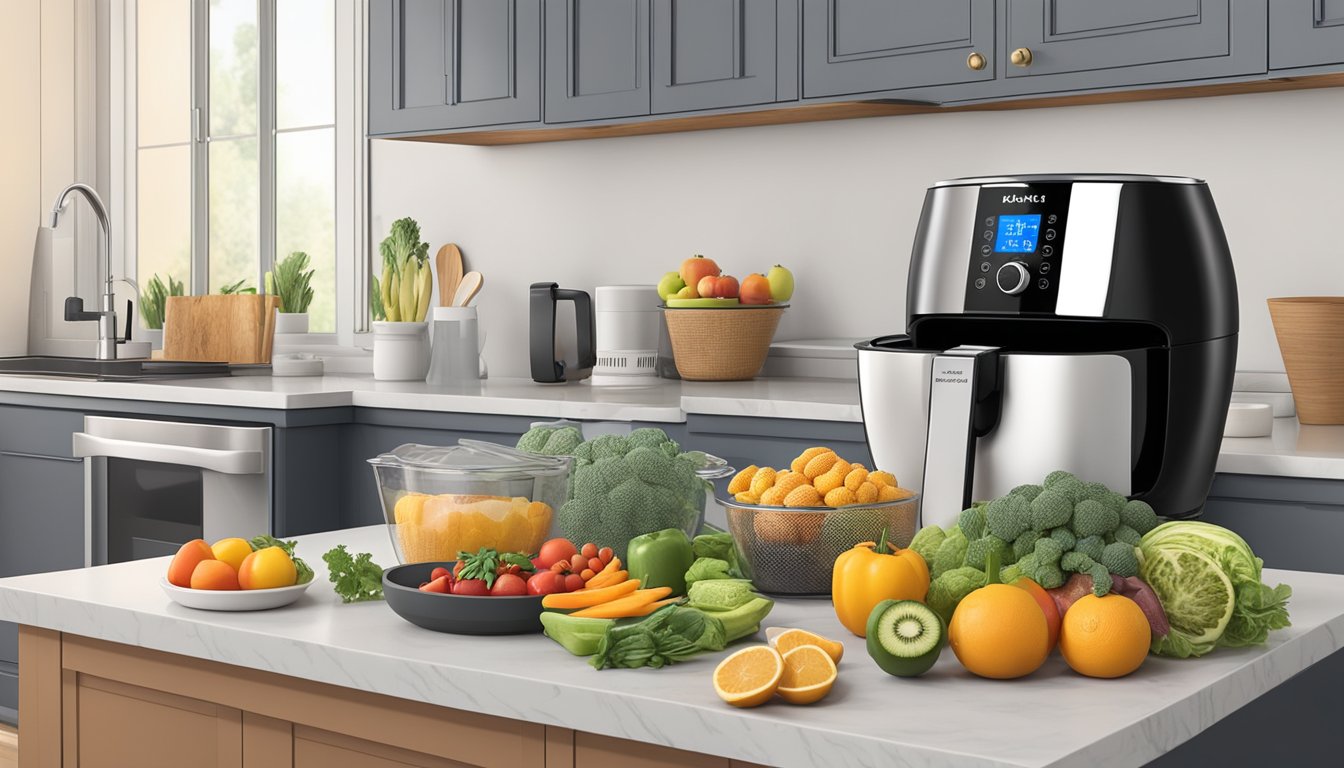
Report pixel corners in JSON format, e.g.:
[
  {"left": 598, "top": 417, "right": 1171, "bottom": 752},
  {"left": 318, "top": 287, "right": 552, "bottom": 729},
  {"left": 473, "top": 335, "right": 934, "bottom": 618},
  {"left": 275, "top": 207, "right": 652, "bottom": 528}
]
[{"left": 831, "top": 528, "right": 930, "bottom": 637}]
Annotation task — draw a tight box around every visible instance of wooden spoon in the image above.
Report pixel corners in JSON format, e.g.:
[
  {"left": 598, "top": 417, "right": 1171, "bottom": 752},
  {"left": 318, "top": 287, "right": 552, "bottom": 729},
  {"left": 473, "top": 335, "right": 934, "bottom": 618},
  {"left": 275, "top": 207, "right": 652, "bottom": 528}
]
[
  {"left": 436, "top": 244, "right": 464, "bottom": 307},
  {"left": 452, "top": 271, "right": 483, "bottom": 307}
]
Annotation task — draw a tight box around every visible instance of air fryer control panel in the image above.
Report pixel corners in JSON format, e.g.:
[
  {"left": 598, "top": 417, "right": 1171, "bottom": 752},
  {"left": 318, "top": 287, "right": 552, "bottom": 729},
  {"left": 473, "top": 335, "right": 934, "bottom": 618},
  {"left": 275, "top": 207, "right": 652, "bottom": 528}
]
[{"left": 963, "top": 183, "right": 1072, "bottom": 313}]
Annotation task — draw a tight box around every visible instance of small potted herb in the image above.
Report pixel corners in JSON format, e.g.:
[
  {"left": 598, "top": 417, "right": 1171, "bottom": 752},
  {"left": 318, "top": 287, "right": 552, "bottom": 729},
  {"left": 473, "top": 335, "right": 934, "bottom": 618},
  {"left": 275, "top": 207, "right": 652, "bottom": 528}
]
[
  {"left": 373, "top": 217, "right": 433, "bottom": 380},
  {"left": 267, "top": 251, "right": 315, "bottom": 334},
  {"left": 139, "top": 273, "right": 185, "bottom": 347}
]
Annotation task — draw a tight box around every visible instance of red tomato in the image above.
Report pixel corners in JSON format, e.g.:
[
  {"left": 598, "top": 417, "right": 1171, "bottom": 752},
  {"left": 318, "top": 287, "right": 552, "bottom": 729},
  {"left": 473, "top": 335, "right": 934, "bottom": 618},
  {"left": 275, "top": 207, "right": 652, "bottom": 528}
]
[
  {"left": 430, "top": 567, "right": 451, "bottom": 582},
  {"left": 490, "top": 573, "right": 527, "bottom": 596},
  {"left": 580, "top": 542, "right": 598, "bottom": 559},
  {"left": 1015, "top": 577, "right": 1062, "bottom": 650},
  {"left": 531, "top": 557, "right": 545, "bottom": 571},
  {"left": 568, "top": 553, "right": 588, "bottom": 572},
  {"left": 451, "top": 578, "right": 488, "bottom": 596},
  {"left": 536, "top": 538, "right": 578, "bottom": 569},
  {"left": 598, "top": 547, "right": 614, "bottom": 564},
  {"left": 549, "top": 561, "right": 568, "bottom": 574},
  {"left": 419, "top": 575, "right": 450, "bottom": 594},
  {"left": 526, "top": 571, "right": 565, "bottom": 596},
  {"left": 452, "top": 561, "right": 467, "bottom": 579},
  {"left": 563, "top": 573, "right": 585, "bottom": 593}
]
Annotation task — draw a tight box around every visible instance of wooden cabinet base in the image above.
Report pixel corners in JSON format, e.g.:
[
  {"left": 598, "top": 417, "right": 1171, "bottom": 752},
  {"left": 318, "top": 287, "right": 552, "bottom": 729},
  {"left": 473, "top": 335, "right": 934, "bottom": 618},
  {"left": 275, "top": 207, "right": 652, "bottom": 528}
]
[{"left": 16, "top": 627, "right": 766, "bottom": 768}]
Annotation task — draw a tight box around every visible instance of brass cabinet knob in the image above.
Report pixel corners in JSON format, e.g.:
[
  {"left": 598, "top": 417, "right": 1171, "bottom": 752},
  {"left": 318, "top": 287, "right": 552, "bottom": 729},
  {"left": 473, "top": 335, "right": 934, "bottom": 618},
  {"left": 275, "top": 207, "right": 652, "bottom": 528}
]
[
  {"left": 1010, "top": 47, "right": 1034, "bottom": 67},
  {"left": 966, "top": 52, "right": 987, "bottom": 71}
]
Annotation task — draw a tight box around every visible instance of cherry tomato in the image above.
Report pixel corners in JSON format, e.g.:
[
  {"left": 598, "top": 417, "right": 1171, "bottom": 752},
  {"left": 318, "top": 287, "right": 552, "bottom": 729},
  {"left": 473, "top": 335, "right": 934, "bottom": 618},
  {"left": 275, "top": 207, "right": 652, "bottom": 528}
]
[
  {"left": 580, "top": 542, "right": 598, "bottom": 559},
  {"left": 419, "top": 575, "right": 451, "bottom": 594},
  {"left": 452, "top": 561, "right": 467, "bottom": 579},
  {"left": 450, "top": 578, "right": 488, "bottom": 596},
  {"left": 580, "top": 568, "right": 596, "bottom": 580},
  {"left": 531, "top": 557, "right": 545, "bottom": 571},
  {"left": 526, "top": 571, "right": 565, "bottom": 596},
  {"left": 536, "top": 538, "right": 578, "bottom": 569},
  {"left": 563, "top": 573, "right": 585, "bottom": 592},
  {"left": 598, "top": 547, "right": 614, "bottom": 564},
  {"left": 588, "top": 557, "right": 603, "bottom": 572},
  {"left": 430, "top": 567, "right": 451, "bottom": 582},
  {"left": 490, "top": 573, "right": 527, "bottom": 596},
  {"left": 569, "top": 553, "right": 587, "bottom": 571}
]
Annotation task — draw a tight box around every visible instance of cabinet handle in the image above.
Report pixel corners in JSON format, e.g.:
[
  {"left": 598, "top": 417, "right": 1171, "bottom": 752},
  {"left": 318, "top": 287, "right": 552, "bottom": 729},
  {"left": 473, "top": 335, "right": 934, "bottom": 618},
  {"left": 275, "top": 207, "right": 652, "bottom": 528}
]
[
  {"left": 966, "top": 52, "right": 987, "bottom": 71},
  {"left": 1010, "top": 47, "right": 1034, "bottom": 68}
]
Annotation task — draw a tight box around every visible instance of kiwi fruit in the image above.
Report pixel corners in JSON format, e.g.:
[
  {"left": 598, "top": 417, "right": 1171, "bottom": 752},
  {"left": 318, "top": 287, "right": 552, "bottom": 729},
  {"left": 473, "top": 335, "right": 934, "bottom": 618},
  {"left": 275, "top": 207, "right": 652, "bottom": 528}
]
[{"left": 866, "top": 600, "right": 945, "bottom": 677}]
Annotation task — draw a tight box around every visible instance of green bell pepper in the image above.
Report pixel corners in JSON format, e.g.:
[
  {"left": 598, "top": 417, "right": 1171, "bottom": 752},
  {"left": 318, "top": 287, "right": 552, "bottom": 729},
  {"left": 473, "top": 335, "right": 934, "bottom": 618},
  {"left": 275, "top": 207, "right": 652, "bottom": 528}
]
[{"left": 626, "top": 528, "right": 695, "bottom": 596}]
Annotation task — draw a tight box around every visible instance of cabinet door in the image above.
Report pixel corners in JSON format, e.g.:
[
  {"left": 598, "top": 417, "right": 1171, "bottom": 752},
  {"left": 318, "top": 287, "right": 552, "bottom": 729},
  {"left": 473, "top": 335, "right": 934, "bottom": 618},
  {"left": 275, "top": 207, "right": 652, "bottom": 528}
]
[
  {"left": 545, "top": 0, "right": 651, "bottom": 122},
  {"left": 1004, "top": 0, "right": 1266, "bottom": 86},
  {"left": 651, "top": 0, "right": 788, "bottom": 114},
  {"left": 1271, "top": 0, "right": 1344, "bottom": 69},
  {"left": 368, "top": 0, "right": 541, "bottom": 135},
  {"left": 801, "top": 0, "right": 996, "bottom": 98}
]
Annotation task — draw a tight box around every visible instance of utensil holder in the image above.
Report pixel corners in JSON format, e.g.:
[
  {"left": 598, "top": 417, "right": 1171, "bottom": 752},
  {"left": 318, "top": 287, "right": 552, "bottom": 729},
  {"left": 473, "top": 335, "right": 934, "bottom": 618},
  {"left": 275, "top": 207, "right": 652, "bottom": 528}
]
[{"left": 1268, "top": 297, "right": 1344, "bottom": 424}]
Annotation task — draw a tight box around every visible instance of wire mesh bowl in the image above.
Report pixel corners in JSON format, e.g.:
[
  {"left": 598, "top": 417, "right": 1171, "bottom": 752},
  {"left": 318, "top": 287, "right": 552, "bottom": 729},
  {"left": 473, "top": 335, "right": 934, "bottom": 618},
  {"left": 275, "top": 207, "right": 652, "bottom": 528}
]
[{"left": 722, "top": 494, "right": 920, "bottom": 596}]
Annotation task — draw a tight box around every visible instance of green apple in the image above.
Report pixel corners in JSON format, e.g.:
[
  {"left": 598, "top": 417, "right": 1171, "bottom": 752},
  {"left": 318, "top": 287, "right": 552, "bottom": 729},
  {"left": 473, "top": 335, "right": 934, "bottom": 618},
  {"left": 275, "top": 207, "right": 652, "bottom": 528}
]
[
  {"left": 656, "top": 271, "right": 686, "bottom": 300},
  {"left": 767, "top": 264, "right": 795, "bottom": 302},
  {"left": 672, "top": 283, "right": 698, "bottom": 300}
]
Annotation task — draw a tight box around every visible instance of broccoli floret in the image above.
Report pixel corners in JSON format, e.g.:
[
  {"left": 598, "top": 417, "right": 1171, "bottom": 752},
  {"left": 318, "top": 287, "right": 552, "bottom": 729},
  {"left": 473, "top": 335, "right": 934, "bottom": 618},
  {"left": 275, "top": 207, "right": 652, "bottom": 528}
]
[
  {"left": 627, "top": 427, "right": 672, "bottom": 451},
  {"left": 1049, "top": 527, "right": 1076, "bottom": 552},
  {"left": 1013, "top": 530, "right": 1044, "bottom": 561},
  {"left": 1101, "top": 542, "right": 1140, "bottom": 578},
  {"left": 1088, "top": 562, "right": 1113, "bottom": 596},
  {"left": 625, "top": 446, "right": 676, "bottom": 487},
  {"left": 909, "top": 525, "right": 947, "bottom": 567},
  {"left": 1071, "top": 499, "right": 1120, "bottom": 538},
  {"left": 659, "top": 441, "right": 680, "bottom": 459},
  {"left": 1077, "top": 481, "right": 1112, "bottom": 505},
  {"left": 1052, "top": 478, "right": 1085, "bottom": 504},
  {"left": 1043, "top": 470, "right": 1077, "bottom": 488},
  {"left": 1101, "top": 492, "right": 1128, "bottom": 514},
  {"left": 545, "top": 427, "right": 584, "bottom": 455},
  {"left": 1111, "top": 524, "right": 1142, "bottom": 547},
  {"left": 959, "top": 506, "right": 986, "bottom": 540},
  {"left": 515, "top": 426, "right": 556, "bottom": 454},
  {"left": 984, "top": 495, "right": 1030, "bottom": 541},
  {"left": 573, "top": 441, "right": 595, "bottom": 464},
  {"left": 1029, "top": 490, "right": 1073, "bottom": 531},
  {"left": 1033, "top": 537, "right": 1064, "bottom": 565},
  {"left": 1009, "top": 484, "right": 1044, "bottom": 502},
  {"left": 1074, "top": 535, "right": 1106, "bottom": 562},
  {"left": 1014, "top": 552, "right": 1065, "bottom": 589},
  {"left": 1120, "top": 499, "right": 1160, "bottom": 535},
  {"left": 927, "top": 566, "right": 987, "bottom": 623},
  {"left": 965, "top": 535, "right": 1012, "bottom": 571},
  {"left": 589, "top": 434, "right": 631, "bottom": 460},
  {"left": 557, "top": 496, "right": 606, "bottom": 549},
  {"left": 931, "top": 527, "right": 969, "bottom": 579},
  {"left": 1061, "top": 551, "right": 1095, "bottom": 573}
]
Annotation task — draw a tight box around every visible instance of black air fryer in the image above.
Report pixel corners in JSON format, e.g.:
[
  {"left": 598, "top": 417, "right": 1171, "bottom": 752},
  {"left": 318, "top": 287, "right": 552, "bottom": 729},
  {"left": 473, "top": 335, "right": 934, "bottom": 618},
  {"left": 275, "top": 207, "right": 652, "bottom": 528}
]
[{"left": 856, "top": 174, "right": 1237, "bottom": 527}]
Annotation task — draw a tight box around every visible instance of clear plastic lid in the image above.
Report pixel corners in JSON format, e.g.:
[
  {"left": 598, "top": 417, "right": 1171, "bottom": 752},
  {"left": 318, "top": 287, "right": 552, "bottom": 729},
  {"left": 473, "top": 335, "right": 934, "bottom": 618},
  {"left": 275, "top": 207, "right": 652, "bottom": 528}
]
[{"left": 367, "top": 439, "right": 571, "bottom": 478}]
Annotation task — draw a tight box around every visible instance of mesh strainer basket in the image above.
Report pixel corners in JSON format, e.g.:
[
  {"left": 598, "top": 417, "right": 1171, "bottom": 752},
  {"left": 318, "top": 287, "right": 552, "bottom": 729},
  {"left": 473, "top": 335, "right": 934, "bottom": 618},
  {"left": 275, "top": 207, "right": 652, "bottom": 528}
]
[{"left": 721, "top": 494, "right": 920, "bottom": 596}]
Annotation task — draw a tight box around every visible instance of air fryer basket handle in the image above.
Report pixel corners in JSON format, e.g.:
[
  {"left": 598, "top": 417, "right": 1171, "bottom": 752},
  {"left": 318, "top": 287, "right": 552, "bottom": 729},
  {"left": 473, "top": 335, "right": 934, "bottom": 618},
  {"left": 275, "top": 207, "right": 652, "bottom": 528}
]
[
  {"left": 555, "top": 288, "right": 596, "bottom": 371},
  {"left": 920, "top": 346, "right": 1001, "bottom": 526}
]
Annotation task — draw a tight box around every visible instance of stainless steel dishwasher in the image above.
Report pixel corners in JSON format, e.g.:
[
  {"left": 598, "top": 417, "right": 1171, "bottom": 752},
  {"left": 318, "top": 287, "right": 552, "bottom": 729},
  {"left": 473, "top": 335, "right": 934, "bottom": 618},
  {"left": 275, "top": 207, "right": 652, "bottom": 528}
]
[{"left": 73, "top": 416, "right": 271, "bottom": 564}]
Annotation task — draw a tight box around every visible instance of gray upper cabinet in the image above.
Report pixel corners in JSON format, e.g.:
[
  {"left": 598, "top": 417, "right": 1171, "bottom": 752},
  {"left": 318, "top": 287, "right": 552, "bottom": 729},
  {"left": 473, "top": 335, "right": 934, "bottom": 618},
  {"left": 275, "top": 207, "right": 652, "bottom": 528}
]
[
  {"left": 651, "top": 0, "right": 795, "bottom": 114},
  {"left": 801, "top": 0, "right": 996, "bottom": 98},
  {"left": 1002, "top": 0, "right": 1267, "bottom": 90},
  {"left": 368, "top": 0, "right": 541, "bottom": 135},
  {"left": 1271, "top": 0, "right": 1344, "bottom": 69},
  {"left": 545, "top": 0, "right": 651, "bottom": 122}
]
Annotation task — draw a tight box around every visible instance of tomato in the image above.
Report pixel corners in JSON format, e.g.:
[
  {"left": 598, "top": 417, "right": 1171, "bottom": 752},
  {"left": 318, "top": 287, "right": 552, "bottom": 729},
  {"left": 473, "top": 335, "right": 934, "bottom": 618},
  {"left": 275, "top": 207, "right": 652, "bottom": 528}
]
[
  {"left": 563, "top": 573, "right": 585, "bottom": 593},
  {"left": 526, "top": 571, "right": 565, "bottom": 596},
  {"left": 430, "top": 567, "right": 451, "bottom": 582},
  {"left": 490, "top": 573, "right": 527, "bottom": 596},
  {"left": 419, "top": 575, "right": 450, "bottom": 594},
  {"left": 536, "top": 538, "right": 578, "bottom": 569},
  {"left": 569, "top": 553, "right": 588, "bottom": 572},
  {"left": 580, "top": 542, "right": 598, "bottom": 559},
  {"left": 1014, "top": 577, "right": 1062, "bottom": 650},
  {"left": 167, "top": 539, "right": 215, "bottom": 588},
  {"left": 451, "top": 578, "right": 488, "bottom": 596},
  {"left": 237, "top": 546, "right": 298, "bottom": 590},
  {"left": 453, "top": 560, "right": 468, "bottom": 579},
  {"left": 598, "top": 547, "right": 614, "bottom": 564},
  {"left": 549, "top": 561, "right": 568, "bottom": 574},
  {"left": 531, "top": 557, "right": 545, "bottom": 571}
]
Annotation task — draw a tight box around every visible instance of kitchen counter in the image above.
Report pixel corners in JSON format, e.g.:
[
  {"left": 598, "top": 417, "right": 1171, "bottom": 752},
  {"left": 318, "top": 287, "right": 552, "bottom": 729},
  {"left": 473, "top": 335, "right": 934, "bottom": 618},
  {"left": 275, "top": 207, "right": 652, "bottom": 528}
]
[{"left": 2, "top": 525, "right": 1341, "bottom": 767}]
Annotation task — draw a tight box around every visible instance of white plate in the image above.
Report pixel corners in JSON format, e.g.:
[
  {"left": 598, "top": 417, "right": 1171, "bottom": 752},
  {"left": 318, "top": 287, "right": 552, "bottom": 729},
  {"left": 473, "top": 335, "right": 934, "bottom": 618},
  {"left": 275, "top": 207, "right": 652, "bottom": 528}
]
[{"left": 160, "top": 578, "right": 312, "bottom": 611}]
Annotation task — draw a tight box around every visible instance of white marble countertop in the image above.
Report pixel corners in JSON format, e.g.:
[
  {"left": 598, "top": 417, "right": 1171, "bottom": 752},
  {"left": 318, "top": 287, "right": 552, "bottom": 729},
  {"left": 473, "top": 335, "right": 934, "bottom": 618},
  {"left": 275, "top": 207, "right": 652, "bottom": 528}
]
[
  {"left": 1217, "top": 416, "right": 1344, "bottom": 481},
  {"left": 2, "top": 525, "right": 1340, "bottom": 768}
]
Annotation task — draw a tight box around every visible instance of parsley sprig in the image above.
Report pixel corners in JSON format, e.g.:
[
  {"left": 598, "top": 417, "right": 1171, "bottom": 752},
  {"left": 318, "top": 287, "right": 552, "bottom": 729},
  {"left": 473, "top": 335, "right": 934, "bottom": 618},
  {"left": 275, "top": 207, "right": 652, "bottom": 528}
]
[{"left": 322, "top": 545, "right": 385, "bottom": 603}]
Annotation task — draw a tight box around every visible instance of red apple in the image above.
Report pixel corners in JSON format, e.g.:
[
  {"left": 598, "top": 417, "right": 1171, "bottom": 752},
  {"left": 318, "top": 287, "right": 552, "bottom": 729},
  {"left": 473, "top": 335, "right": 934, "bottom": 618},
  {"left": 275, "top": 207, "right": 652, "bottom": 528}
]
[
  {"left": 739, "top": 273, "right": 772, "bottom": 305},
  {"left": 716, "top": 275, "right": 739, "bottom": 298},
  {"left": 679, "top": 255, "right": 720, "bottom": 290},
  {"left": 697, "top": 275, "right": 719, "bottom": 299}
]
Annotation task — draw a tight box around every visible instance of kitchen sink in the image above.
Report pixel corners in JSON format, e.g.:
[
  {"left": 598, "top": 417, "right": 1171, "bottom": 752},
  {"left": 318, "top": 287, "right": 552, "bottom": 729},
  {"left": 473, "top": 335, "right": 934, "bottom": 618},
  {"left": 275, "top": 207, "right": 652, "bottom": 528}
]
[{"left": 0, "top": 356, "right": 233, "bottom": 381}]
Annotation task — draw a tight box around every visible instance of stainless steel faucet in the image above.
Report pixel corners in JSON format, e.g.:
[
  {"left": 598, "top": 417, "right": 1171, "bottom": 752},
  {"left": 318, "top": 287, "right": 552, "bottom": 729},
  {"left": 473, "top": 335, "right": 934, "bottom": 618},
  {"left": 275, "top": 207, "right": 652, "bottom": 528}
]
[{"left": 50, "top": 183, "right": 118, "bottom": 360}]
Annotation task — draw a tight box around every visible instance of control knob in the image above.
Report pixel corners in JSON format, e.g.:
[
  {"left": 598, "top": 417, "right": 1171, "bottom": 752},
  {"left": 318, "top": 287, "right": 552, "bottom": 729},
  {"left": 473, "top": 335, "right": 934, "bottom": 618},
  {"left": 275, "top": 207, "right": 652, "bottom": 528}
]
[{"left": 995, "top": 261, "right": 1030, "bottom": 295}]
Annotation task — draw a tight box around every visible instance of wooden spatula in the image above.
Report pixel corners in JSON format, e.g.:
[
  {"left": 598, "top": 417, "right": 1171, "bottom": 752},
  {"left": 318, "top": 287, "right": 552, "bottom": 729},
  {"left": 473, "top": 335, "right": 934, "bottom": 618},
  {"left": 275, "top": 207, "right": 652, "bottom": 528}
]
[
  {"left": 436, "top": 243, "right": 464, "bottom": 307},
  {"left": 452, "top": 271, "right": 483, "bottom": 307}
]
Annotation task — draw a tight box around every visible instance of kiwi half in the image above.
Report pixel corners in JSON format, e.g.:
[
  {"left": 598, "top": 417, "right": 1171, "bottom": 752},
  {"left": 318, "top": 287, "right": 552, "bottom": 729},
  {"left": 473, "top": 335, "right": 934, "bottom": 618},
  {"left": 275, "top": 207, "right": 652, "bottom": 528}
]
[{"left": 866, "top": 600, "right": 945, "bottom": 677}]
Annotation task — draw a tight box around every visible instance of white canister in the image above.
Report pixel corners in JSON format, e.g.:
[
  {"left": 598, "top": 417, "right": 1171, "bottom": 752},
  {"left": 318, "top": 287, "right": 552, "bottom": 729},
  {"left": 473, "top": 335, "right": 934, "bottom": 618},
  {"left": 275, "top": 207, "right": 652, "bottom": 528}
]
[
  {"left": 373, "top": 321, "right": 430, "bottom": 381},
  {"left": 426, "top": 306, "right": 480, "bottom": 386}
]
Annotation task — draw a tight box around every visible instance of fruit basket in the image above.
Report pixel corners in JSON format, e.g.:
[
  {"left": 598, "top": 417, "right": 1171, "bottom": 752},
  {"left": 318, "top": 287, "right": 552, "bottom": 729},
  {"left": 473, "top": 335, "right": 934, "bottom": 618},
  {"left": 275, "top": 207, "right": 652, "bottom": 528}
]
[
  {"left": 663, "top": 304, "right": 787, "bottom": 381},
  {"left": 720, "top": 494, "right": 920, "bottom": 596}
]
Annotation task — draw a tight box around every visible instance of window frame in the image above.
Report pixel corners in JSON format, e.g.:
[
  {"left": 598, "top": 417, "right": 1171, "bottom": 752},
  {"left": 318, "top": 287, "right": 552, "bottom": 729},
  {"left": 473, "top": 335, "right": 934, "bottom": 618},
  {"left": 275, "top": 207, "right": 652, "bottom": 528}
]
[{"left": 115, "top": 0, "right": 369, "bottom": 346}]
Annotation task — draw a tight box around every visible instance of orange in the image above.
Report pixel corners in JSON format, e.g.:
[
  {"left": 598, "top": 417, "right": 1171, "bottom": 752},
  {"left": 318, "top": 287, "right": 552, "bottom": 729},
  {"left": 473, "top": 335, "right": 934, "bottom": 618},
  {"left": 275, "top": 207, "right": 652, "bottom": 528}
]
[
  {"left": 776, "top": 645, "right": 837, "bottom": 705},
  {"left": 767, "top": 627, "right": 845, "bottom": 665},
  {"left": 210, "top": 537, "right": 254, "bottom": 572},
  {"left": 1059, "top": 594, "right": 1151, "bottom": 678},
  {"left": 712, "top": 646, "right": 783, "bottom": 708},
  {"left": 948, "top": 584, "right": 1050, "bottom": 679},
  {"left": 237, "top": 546, "right": 298, "bottom": 590},
  {"left": 189, "top": 559, "right": 240, "bottom": 591},
  {"left": 166, "top": 539, "right": 215, "bottom": 588}
]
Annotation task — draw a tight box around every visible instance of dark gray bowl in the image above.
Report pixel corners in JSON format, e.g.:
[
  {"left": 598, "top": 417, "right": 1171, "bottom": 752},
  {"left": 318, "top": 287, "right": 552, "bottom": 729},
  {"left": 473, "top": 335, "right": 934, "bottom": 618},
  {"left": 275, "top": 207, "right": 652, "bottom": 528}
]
[{"left": 383, "top": 562, "right": 545, "bottom": 635}]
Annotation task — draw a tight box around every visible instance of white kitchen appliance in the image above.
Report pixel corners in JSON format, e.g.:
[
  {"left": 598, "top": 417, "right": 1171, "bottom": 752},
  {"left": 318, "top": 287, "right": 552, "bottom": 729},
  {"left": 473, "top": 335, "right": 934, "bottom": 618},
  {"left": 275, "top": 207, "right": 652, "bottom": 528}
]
[{"left": 592, "top": 285, "right": 661, "bottom": 385}]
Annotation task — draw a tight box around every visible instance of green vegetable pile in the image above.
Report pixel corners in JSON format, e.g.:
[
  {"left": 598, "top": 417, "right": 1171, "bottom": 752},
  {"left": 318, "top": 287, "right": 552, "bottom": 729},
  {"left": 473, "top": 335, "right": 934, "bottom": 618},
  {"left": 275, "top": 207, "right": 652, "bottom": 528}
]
[
  {"left": 517, "top": 426, "right": 713, "bottom": 559},
  {"left": 910, "top": 471, "right": 1161, "bottom": 622},
  {"left": 684, "top": 531, "right": 748, "bottom": 588},
  {"left": 321, "top": 545, "right": 386, "bottom": 603},
  {"left": 1138, "top": 521, "right": 1291, "bottom": 658}
]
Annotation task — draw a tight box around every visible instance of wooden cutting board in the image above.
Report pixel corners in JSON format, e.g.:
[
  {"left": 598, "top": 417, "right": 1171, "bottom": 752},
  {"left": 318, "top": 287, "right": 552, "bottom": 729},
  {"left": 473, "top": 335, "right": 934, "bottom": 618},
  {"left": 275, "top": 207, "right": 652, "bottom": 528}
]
[{"left": 162, "top": 295, "right": 280, "bottom": 364}]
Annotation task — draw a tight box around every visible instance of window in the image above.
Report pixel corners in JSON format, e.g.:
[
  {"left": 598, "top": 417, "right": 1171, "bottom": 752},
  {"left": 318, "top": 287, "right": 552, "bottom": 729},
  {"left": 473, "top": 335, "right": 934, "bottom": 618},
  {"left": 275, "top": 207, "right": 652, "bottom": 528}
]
[{"left": 125, "top": 0, "right": 359, "bottom": 337}]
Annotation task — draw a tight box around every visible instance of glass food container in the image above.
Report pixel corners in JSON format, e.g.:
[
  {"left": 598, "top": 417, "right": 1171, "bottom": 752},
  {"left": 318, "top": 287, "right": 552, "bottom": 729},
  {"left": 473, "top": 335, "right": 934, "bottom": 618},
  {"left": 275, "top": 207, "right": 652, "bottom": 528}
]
[{"left": 368, "top": 440, "right": 571, "bottom": 564}]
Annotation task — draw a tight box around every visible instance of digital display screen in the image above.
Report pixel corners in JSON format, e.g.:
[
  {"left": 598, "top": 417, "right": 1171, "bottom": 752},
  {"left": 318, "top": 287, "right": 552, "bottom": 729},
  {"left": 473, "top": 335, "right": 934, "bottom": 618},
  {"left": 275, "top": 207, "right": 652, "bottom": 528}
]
[{"left": 994, "top": 214, "right": 1041, "bottom": 253}]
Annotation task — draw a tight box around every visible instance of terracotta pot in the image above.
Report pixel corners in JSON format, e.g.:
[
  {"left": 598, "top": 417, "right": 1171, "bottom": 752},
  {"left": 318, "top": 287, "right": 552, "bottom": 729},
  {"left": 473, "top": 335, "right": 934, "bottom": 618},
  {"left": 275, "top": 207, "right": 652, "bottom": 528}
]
[{"left": 1268, "top": 297, "right": 1344, "bottom": 424}]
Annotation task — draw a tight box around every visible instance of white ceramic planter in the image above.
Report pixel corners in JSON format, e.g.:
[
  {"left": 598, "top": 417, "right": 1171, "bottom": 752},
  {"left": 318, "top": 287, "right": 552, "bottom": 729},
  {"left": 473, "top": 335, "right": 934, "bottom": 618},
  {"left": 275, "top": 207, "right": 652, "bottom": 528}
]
[
  {"left": 275, "top": 312, "right": 310, "bottom": 335},
  {"left": 373, "top": 321, "right": 430, "bottom": 380}
]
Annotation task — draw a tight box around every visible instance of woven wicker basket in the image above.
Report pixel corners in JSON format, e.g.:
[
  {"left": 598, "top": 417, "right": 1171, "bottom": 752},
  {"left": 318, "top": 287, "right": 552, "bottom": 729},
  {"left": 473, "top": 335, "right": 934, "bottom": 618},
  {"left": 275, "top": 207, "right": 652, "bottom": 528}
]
[{"left": 663, "top": 306, "right": 785, "bottom": 381}]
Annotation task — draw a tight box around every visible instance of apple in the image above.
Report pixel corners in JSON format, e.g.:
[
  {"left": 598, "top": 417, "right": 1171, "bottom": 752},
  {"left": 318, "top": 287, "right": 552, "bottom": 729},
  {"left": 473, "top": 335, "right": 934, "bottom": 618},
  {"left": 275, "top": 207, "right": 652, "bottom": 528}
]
[
  {"left": 766, "top": 264, "right": 794, "bottom": 302},
  {"left": 716, "top": 274, "right": 739, "bottom": 299},
  {"left": 673, "top": 284, "right": 698, "bottom": 300},
  {"left": 739, "top": 273, "right": 772, "bottom": 305},
  {"left": 679, "top": 254, "right": 720, "bottom": 290},
  {"left": 656, "top": 271, "right": 686, "bottom": 301},
  {"left": 697, "top": 275, "right": 719, "bottom": 299}
]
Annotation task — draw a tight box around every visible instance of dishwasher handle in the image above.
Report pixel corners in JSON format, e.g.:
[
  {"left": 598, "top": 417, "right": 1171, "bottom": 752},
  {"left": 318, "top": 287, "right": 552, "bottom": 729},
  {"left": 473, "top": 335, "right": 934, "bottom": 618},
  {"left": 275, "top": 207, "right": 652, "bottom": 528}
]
[{"left": 72, "top": 432, "right": 266, "bottom": 475}]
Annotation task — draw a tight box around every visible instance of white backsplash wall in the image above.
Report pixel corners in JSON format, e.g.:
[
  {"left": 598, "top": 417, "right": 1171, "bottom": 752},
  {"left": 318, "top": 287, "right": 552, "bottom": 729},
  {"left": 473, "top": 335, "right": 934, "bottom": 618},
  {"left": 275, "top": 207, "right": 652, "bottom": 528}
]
[{"left": 370, "top": 87, "right": 1344, "bottom": 380}]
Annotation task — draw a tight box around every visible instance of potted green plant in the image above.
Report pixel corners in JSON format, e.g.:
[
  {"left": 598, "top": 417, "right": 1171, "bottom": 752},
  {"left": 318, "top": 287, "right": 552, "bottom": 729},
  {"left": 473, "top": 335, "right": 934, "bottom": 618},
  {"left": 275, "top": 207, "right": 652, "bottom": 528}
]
[
  {"left": 139, "top": 274, "right": 185, "bottom": 348},
  {"left": 267, "top": 251, "right": 315, "bottom": 334},
  {"left": 373, "top": 217, "right": 433, "bottom": 380}
]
